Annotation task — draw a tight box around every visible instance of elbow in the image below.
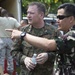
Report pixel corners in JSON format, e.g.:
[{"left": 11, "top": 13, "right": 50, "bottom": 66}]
[{"left": 44, "top": 40, "right": 57, "bottom": 51}]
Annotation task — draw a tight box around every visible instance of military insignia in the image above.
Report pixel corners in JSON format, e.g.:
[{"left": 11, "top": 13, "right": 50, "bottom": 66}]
[
  {"left": 66, "top": 30, "right": 75, "bottom": 40},
  {"left": 67, "top": 36, "right": 75, "bottom": 40}
]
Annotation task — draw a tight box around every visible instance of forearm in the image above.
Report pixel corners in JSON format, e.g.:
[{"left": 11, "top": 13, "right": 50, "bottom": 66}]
[
  {"left": 47, "top": 52, "right": 55, "bottom": 62},
  {"left": 24, "top": 33, "right": 57, "bottom": 51},
  {"left": 6, "top": 29, "right": 57, "bottom": 51}
]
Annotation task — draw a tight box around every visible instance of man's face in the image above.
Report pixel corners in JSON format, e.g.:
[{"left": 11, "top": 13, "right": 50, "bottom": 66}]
[
  {"left": 27, "top": 5, "right": 42, "bottom": 25},
  {"left": 57, "top": 8, "right": 72, "bottom": 32}
]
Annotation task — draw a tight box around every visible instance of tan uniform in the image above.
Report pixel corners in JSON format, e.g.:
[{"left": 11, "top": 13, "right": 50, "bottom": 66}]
[{"left": 0, "top": 17, "right": 20, "bottom": 74}]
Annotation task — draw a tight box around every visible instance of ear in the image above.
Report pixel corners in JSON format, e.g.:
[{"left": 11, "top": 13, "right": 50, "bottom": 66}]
[
  {"left": 69, "top": 16, "right": 74, "bottom": 23},
  {"left": 39, "top": 12, "right": 44, "bottom": 18}
]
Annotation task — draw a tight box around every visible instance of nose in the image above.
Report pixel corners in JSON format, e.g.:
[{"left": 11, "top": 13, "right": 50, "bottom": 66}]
[
  {"left": 56, "top": 19, "right": 60, "bottom": 23},
  {"left": 27, "top": 12, "right": 31, "bottom": 18},
  {"left": 27, "top": 13, "right": 29, "bottom": 18}
]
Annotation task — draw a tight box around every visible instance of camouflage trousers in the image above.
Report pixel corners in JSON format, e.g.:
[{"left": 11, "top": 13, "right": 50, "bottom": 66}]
[{"left": 0, "top": 38, "right": 14, "bottom": 74}]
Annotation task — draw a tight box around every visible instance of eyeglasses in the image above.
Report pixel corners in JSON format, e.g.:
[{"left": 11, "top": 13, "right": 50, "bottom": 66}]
[{"left": 57, "top": 15, "right": 70, "bottom": 20}]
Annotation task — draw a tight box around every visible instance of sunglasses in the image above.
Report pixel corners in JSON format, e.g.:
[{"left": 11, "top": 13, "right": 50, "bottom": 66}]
[{"left": 57, "top": 15, "right": 70, "bottom": 20}]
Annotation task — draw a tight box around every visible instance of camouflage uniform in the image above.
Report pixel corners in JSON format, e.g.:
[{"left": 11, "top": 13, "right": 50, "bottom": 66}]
[
  {"left": 0, "top": 38, "right": 14, "bottom": 73},
  {"left": 11, "top": 23, "right": 58, "bottom": 75},
  {"left": 53, "top": 27, "right": 75, "bottom": 75}
]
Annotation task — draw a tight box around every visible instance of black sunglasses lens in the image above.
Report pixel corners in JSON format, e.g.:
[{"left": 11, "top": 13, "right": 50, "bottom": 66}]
[{"left": 57, "top": 15, "right": 66, "bottom": 20}]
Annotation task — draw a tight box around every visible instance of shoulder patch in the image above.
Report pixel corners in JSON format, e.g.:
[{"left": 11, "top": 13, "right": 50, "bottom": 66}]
[{"left": 66, "top": 30, "right": 75, "bottom": 41}]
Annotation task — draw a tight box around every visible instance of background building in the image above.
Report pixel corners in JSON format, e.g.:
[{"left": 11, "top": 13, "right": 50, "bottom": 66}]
[{"left": 0, "top": 0, "right": 22, "bottom": 22}]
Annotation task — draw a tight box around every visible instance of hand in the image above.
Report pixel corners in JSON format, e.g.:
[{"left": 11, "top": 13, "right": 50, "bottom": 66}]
[
  {"left": 36, "top": 53, "right": 48, "bottom": 64},
  {"left": 24, "top": 57, "right": 36, "bottom": 71},
  {"left": 5, "top": 29, "right": 22, "bottom": 39}
]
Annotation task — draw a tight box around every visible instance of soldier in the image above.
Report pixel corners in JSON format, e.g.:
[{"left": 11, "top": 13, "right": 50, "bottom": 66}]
[
  {"left": 0, "top": 7, "right": 20, "bottom": 75},
  {"left": 6, "top": 2, "right": 59, "bottom": 75},
  {"left": 6, "top": 3, "right": 75, "bottom": 75}
]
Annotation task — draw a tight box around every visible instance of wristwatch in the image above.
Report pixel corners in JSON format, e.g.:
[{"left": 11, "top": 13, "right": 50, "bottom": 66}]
[{"left": 20, "top": 32, "right": 26, "bottom": 40}]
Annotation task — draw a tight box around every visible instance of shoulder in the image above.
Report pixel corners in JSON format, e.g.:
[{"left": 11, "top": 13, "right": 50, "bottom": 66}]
[
  {"left": 0, "top": 17, "right": 6, "bottom": 20},
  {"left": 44, "top": 23, "right": 57, "bottom": 34},
  {"left": 0, "top": 17, "right": 8, "bottom": 23},
  {"left": 8, "top": 17, "right": 17, "bottom": 21},
  {"left": 45, "top": 23, "right": 56, "bottom": 30},
  {"left": 20, "top": 24, "right": 30, "bottom": 32},
  {"left": 66, "top": 30, "right": 75, "bottom": 41}
]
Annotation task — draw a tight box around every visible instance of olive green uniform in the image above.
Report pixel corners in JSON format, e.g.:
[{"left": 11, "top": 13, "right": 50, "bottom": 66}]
[
  {"left": 11, "top": 24, "right": 58, "bottom": 75},
  {"left": 53, "top": 27, "right": 75, "bottom": 75}
]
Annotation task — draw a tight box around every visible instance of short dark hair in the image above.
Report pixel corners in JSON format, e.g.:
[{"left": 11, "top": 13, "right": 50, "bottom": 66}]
[
  {"left": 0, "top": 7, "right": 14, "bottom": 17},
  {"left": 0, "top": 8, "right": 8, "bottom": 17},
  {"left": 58, "top": 3, "right": 75, "bottom": 17},
  {"left": 28, "top": 2, "right": 46, "bottom": 16}
]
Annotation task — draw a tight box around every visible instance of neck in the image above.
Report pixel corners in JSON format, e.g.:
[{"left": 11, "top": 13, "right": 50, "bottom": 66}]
[{"left": 32, "top": 21, "right": 44, "bottom": 28}]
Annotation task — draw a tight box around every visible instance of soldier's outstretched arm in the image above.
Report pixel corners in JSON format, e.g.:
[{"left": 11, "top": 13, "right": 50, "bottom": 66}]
[
  {"left": 6, "top": 29, "right": 75, "bottom": 53},
  {"left": 5, "top": 29, "right": 57, "bottom": 51},
  {"left": 25, "top": 33, "right": 57, "bottom": 51}
]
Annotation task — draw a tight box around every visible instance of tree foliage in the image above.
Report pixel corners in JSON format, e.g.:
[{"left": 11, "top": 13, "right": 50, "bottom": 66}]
[{"left": 22, "top": 0, "right": 75, "bottom": 17}]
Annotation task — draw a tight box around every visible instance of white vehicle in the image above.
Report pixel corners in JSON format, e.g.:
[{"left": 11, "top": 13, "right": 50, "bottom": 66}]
[
  {"left": 23, "top": 17, "right": 57, "bottom": 24},
  {"left": 44, "top": 17, "right": 57, "bottom": 24}
]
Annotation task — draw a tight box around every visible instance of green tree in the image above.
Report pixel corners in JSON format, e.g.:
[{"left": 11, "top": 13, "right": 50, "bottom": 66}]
[{"left": 22, "top": 0, "right": 75, "bottom": 17}]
